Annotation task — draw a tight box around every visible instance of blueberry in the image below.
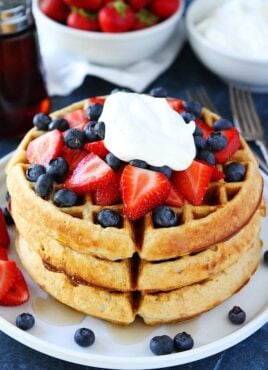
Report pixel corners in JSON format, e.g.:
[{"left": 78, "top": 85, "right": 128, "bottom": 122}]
[
  {"left": 153, "top": 206, "right": 177, "bottom": 228},
  {"left": 84, "top": 122, "right": 100, "bottom": 142},
  {"left": 149, "top": 86, "right": 168, "bottom": 98},
  {"left": 16, "top": 313, "right": 35, "bottom": 331},
  {"left": 64, "top": 128, "right": 86, "bottom": 149},
  {"left": 129, "top": 159, "right": 148, "bottom": 169},
  {"left": 33, "top": 113, "right": 51, "bottom": 131},
  {"left": 181, "top": 111, "right": 196, "bottom": 123},
  {"left": 174, "top": 332, "right": 194, "bottom": 352},
  {"left": 111, "top": 87, "right": 133, "bottom": 94},
  {"left": 53, "top": 189, "right": 78, "bottom": 207},
  {"left": 149, "top": 335, "right": 174, "bottom": 356},
  {"left": 46, "top": 157, "right": 69, "bottom": 183},
  {"left": 194, "top": 136, "right": 206, "bottom": 150},
  {"left": 224, "top": 162, "right": 246, "bottom": 182},
  {"left": 183, "top": 100, "right": 202, "bottom": 117},
  {"left": 96, "top": 209, "right": 122, "bottom": 228},
  {"left": 228, "top": 306, "right": 246, "bottom": 325},
  {"left": 74, "top": 328, "right": 95, "bottom": 347},
  {"left": 35, "top": 174, "right": 54, "bottom": 199},
  {"left": 207, "top": 132, "right": 227, "bottom": 151},
  {"left": 2, "top": 207, "right": 14, "bottom": 226},
  {"left": 86, "top": 103, "right": 103, "bottom": 121},
  {"left": 213, "top": 118, "right": 233, "bottom": 131},
  {"left": 94, "top": 121, "right": 105, "bottom": 140},
  {"left": 193, "top": 125, "right": 203, "bottom": 136},
  {"left": 149, "top": 165, "right": 172, "bottom": 179},
  {"left": 106, "top": 153, "right": 123, "bottom": 170},
  {"left": 26, "top": 164, "right": 46, "bottom": 182},
  {"left": 197, "top": 150, "right": 216, "bottom": 165},
  {"left": 263, "top": 250, "right": 268, "bottom": 266},
  {"left": 49, "top": 118, "right": 69, "bottom": 132},
  {"left": 5, "top": 191, "right": 10, "bottom": 202}
]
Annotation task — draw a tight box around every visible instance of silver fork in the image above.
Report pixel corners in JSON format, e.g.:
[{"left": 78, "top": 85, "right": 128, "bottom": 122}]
[
  {"left": 229, "top": 85, "right": 268, "bottom": 170},
  {"left": 186, "top": 86, "right": 220, "bottom": 114}
]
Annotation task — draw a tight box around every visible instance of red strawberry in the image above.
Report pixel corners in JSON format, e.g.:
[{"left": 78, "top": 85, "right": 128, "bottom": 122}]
[
  {"left": 63, "top": 109, "right": 88, "bottom": 130},
  {"left": 64, "top": 153, "right": 116, "bottom": 193},
  {"left": 0, "top": 209, "right": 10, "bottom": 248},
  {"left": 121, "top": 165, "right": 170, "bottom": 220},
  {"left": 98, "top": 0, "right": 136, "bottom": 32},
  {"left": 67, "top": 8, "right": 100, "bottom": 31},
  {"left": 0, "top": 261, "right": 17, "bottom": 300},
  {"left": 40, "top": 0, "right": 69, "bottom": 23},
  {"left": 88, "top": 97, "right": 106, "bottom": 106},
  {"left": 195, "top": 119, "right": 214, "bottom": 140},
  {"left": 150, "top": 0, "right": 179, "bottom": 18},
  {"left": 60, "top": 145, "right": 88, "bottom": 174},
  {"left": 26, "top": 130, "right": 63, "bottom": 166},
  {"left": 166, "top": 98, "right": 184, "bottom": 113},
  {"left": 127, "top": 0, "right": 152, "bottom": 11},
  {"left": 165, "top": 182, "right": 184, "bottom": 207},
  {"left": 214, "top": 128, "right": 240, "bottom": 164},
  {"left": 211, "top": 166, "right": 225, "bottom": 181},
  {"left": 172, "top": 160, "right": 213, "bottom": 206},
  {"left": 93, "top": 169, "right": 122, "bottom": 205},
  {"left": 63, "top": 0, "right": 103, "bottom": 11},
  {"left": 0, "top": 249, "right": 8, "bottom": 261},
  {"left": 0, "top": 267, "right": 29, "bottom": 306},
  {"left": 134, "top": 9, "right": 158, "bottom": 30},
  {"left": 83, "top": 141, "right": 109, "bottom": 159}
]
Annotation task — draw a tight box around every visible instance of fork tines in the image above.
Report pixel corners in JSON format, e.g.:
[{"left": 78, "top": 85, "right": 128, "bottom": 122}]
[{"left": 186, "top": 87, "right": 220, "bottom": 114}]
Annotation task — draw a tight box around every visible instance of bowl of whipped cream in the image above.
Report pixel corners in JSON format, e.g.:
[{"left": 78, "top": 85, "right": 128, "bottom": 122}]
[{"left": 186, "top": 0, "right": 268, "bottom": 92}]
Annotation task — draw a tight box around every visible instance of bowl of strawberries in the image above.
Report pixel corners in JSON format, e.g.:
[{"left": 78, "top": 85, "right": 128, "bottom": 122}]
[{"left": 33, "top": 0, "right": 184, "bottom": 66}]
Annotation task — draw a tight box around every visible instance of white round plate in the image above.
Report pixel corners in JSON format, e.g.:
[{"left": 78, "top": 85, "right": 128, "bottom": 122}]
[{"left": 0, "top": 153, "right": 267, "bottom": 369}]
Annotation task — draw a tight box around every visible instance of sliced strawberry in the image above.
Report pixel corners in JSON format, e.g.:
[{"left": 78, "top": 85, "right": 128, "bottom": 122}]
[
  {"left": 88, "top": 97, "right": 106, "bottom": 106},
  {"left": 211, "top": 166, "right": 225, "bottom": 181},
  {"left": 93, "top": 169, "right": 122, "bottom": 206},
  {"left": 0, "top": 209, "right": 10, "bottom": 248},
  {"left": 166, "top": 98, "right": 184, "bottom": 113},
  {"left": 121, "top": 165, "right": 170, "bottom": 220},
  {"left": 83, "top": 140, "right": 109, "bottom": 159},
  {"left": 26, "top": 130, "right": 63, "bottom": 166},
  {"left": 64, "top": 153, "right": 116, "bottom": 194},
  {"left": 214, "top": 128, "right": 240, "bottom": 164},
  {"left": 195, "top": 119, "right": 214, "bottom": 139},
  {"left": 0, "top": 260, "right": 17, "bottom": 300},
  {"left": 172, "top": 160, "right": 213, "bottom": 206},
  {"left": 0, "top": 267, "right": 29, "bottom": 306},
  {"left": 60, "top": 145, "right": 88, "bottom": 174},
  {"left": 63, "top": 109, "right": 88, "bottom": 130},
  {"left": 165, "top": 182, "right": 184, "bottom": 207},
  {"left": 0, "top": 248, "right": 8, "bottom": 260}
]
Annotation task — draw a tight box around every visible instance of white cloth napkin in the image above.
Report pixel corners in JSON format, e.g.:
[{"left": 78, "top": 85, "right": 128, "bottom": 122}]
[{"left": 39, "top": 22, "right": 186, "bottom": 96}]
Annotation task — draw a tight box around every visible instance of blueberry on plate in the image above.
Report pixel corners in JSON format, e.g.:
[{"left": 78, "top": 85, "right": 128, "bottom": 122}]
[
  {"left": 149, "top": 86, "right": 168, "bottom": 98},
  {"left": 196, "top": 150, "right": 216, "bottom": 165},
  {"left": 153, "top": 206, "right": 177, "bottom": 228},
  {"left": 106, "top": 153, "right": 123, "bottom": 170},
  {"left": 5, "top": 191, "right": 10, "bottom": 202},
  {"left": 74, "top": 328, "right": 95, "bottom": 347},
  {"left": 207, "top": 132, "right": 227, "bottom": 151},
  {"left": 194, "top": 136, "right": 206, "bottom": 150},
  {"left": 33, "top": 113, "right": 51, "bottom": 131},
  {"left": 35, "top": 174, "right": 54, "bottom": 199},
  {"left": 181, "top": 111, "right": 196, "bottom": 123},
  {"left": 193, "top": 125, "right": 203, "bottom": 136},
  {"left": 96, "top": 209, "right": 123, "bottom": 228},
  {"left": 46, "top": 157, "right": 69, "bottom": 183},
  {"left": 53, "top": 189, "right": 78, "bottom": 207},
  {"left": 49, "top": 118, "right": 69, "bottom": 132},
  {"left": 129, "top": 159, "right": 148, "bottom": 169},
  {"left": 213, "top": 118, "right": 233, "bottom": 131},
  {"left": 64, "top": 128, "right": 86, "bottom": 149},
  {"left": 111, "top": 87, "right": 133, "bottom": 94},
  {"left": 228, "top": 306, "right": 246, "bottom": 325},
  {"left": 26, "top": 164, "right": 46, "bottom": 182},
  {"left": 86, "top": 103, "right": 103, "bottom": 121},
  {"left": 149, "top": 165, "right": 172, "bottom": 179},
  {"left": 174, "top": 332, "right": 194, "bottom": 352},
  {"left": 84, "top": 122, "right": 100, "bottom": 142},
  {"left": 2, "top": 206, "right": 14, "bottom": 226},
  {"left": 149, "top": 335, "right": 174, "bottom": 356},
  {"left": 263, "top": 250, "right": 268, "bottom": 266},
  {"left": 224, "top": 162, "right": 246, "bottom": 182},
  {"left": 94, "top": 121, "right": 105, "bottom": 140},
  {"left": 16, "top": 313, "right": 35, "bottom": 331},
  {"left": 183, "top": 100, "right": 202, "bottom": 117}
]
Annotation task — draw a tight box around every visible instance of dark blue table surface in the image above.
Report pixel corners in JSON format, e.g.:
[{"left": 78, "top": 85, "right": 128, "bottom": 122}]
[{"left": 0, "top": 43, "right": 268, "bottom": 370}]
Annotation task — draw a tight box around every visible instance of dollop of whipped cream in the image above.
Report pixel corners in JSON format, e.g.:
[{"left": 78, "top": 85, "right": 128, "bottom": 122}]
[
  {"left": 100, "top": 92, "right": 196, "bottom": 171},
  {"left": 196, "top": 0, "right": 268, "bottom": 60}
]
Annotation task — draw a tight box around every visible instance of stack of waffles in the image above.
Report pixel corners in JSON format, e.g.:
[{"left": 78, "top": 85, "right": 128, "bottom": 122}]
[{"left": 6, "top": 98, "right": 265, "bottom": 325}]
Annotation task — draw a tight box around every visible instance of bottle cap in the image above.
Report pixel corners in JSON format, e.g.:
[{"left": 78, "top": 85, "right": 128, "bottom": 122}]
[{"left": 0, "top": 0, "right": 33, "bottom": 35}]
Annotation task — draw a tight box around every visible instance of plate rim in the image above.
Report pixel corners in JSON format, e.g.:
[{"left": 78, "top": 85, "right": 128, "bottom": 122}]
[{"left": 1, "top": 152, "right": 268, "bottom": 369}]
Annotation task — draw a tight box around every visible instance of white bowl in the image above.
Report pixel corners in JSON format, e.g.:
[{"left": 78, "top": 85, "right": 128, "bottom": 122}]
[
  {"left": 33, "top": 0, "right": 184, "bottom": 67},
  {"left": 186, "top": 0, "right": 268, "bottom": 93}
]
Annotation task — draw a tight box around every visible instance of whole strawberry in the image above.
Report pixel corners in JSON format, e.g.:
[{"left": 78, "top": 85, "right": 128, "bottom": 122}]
[
  {"left": 127, "top": 0, "right": 152, "bottom": 11},
  {"left": 98, "top": 0, "right": 136, "bottom": 33},
  {"left": 134, "top": 9, "right": 158, "bottom": 30},
  {"left": 40, "top": 0, "right": 70, "bottom": 23},
  {"left": 67, "top": 8, "right": 100, "bottom": 31},
  {"left": 63, "top": 0, "right": 103, "bottom": 11},
  {"left": 150, "top": 0, "right": 179, "bottom": 19}
]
